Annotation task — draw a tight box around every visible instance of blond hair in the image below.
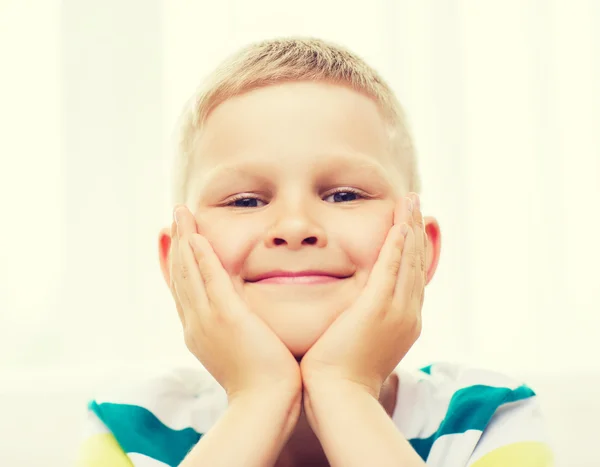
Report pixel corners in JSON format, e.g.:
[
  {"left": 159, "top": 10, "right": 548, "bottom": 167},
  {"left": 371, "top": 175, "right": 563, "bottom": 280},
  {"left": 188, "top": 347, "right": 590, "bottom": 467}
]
[{"left": 173, "top": 36, "right": 420, "bottom": 204}]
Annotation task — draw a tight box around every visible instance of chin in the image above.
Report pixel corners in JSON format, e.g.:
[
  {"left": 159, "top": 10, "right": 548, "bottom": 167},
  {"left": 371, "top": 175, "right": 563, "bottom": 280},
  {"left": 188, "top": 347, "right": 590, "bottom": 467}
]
[
  {"left": 243, "top": 286, "right": 356, "bottom": 359},
  {"left": 285, "top": 338, "right": 315, "bottom": 360},
  {"left": 265, "top": 314, "right": 333, "bottom": 360},
  {"left": 271, "top": 325, "right": 320, "bottom": 359}
]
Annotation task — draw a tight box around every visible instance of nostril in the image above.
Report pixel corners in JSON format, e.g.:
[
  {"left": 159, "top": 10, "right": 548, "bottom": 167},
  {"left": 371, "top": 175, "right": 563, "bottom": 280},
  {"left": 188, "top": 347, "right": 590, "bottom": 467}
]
[
  {"left": 303, "top": 236, "right": 317, "bottom": 245},
  {"left": 272, "top": 237, "right": 318, "bottom": 246}
]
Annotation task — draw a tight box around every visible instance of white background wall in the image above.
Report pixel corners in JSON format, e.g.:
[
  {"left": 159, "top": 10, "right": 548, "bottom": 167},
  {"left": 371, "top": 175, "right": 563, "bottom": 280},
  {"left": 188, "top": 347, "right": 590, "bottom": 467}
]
[{"left": 1, "top": 0, "right": 599, "bottom": 411}]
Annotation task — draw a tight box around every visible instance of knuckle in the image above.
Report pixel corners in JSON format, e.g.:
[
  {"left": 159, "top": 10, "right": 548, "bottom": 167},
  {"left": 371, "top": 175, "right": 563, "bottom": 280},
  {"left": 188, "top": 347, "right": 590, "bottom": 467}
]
[
  {"left": 184, "top": 325, "right": 208, "bottom": 357},
  {"left": 401, "top": 312, "right": 421, "bottom": 339},
  {"left": 201, "top": 268, "right": 215, "bottom": 286},
  {"left": 387, "top": 257, "right": 403, "bottom": 276},
  {"left": 180, "top": 263, "right": 191, "bottom": 280},
  {"left": 210, "top": 306, "right": 230, "bottom": 327},
  {"left": 196, "top": 256, "right": 214, "bottom": 284},
  {"left": 406, "top": 250, "right": 418, "bottom": 269},
  {"left": 395, "top": 228, "right": 407, "bottom": 246},
  {"left": 412, "top": 319, "right": 422, "bottom": 340},
  {"left": 183, "top": 328, "right": 197, "bottom": 352}
]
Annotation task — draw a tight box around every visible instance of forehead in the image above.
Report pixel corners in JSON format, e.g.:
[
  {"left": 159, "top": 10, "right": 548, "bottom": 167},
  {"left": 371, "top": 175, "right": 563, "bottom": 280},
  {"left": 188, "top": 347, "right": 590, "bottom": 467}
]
[
  {"left": 198, "top": 82, "right": 389, "bottom": 157},
  {"left": 185, "top": 82, "right": 408, "bottom": 198},
  {"left": 193, "top": 152, "right": 396, "bottom": 196}
]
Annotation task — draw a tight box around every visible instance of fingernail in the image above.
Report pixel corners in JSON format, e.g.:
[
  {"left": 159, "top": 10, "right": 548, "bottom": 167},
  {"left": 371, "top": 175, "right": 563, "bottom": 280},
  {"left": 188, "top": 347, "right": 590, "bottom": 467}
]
[
  {"left": 414, "top": 194, "right": 421, "bottom": 210},
  {"left": 173, "top": 206, "right": 181, "bottom": 227},
  {"left": 406, "top": 196, "right": 413, "bottom": 212},
  {"left": 400, "top": 223, "right": 409, "bottom": 237}
]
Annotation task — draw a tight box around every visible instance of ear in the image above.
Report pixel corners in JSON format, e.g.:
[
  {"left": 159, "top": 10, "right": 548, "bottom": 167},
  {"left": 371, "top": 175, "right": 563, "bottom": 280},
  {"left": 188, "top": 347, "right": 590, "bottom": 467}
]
[
  {"left": 423, "top": 216, "right": 441, "bottom": 285},
  {"left": 158, "top": 225, "right": 173, "bottom": 287}
]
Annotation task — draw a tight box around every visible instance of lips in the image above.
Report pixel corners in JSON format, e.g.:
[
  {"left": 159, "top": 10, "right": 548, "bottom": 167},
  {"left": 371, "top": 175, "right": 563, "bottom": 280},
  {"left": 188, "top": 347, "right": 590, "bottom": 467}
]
[{"left": 246, "top": 270, "right": 352, "bottom": 283}]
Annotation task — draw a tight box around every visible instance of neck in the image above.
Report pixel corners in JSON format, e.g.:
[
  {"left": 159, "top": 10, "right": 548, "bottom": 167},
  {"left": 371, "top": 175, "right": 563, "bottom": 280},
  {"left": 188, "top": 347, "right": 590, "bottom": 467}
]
[{"left": 275, "top": 372, "right": 399, "bottom": 467}]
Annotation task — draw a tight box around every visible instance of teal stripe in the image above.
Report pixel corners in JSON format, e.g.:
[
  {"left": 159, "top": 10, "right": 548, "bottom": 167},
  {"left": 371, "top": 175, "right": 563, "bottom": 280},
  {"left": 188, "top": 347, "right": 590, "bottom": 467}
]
[
  {"left": 89, "top": 400, "right": 202, "bottom": 467},
  {"left": 408, "top": 384, "right": 536, "bottom": 462}
]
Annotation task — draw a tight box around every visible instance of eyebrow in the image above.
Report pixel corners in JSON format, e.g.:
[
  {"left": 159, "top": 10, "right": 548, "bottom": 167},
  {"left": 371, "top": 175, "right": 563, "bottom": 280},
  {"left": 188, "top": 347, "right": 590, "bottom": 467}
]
[{"left": 197, "top": 152, "right": 395, "bottom": 190}]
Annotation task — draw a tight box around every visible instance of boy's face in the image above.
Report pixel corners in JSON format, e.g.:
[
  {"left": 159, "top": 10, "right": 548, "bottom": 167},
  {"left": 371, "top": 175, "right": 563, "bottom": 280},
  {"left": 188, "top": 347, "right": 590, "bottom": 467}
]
[{"left": 162, "top": 81, "right": 439, "bottom": 358}]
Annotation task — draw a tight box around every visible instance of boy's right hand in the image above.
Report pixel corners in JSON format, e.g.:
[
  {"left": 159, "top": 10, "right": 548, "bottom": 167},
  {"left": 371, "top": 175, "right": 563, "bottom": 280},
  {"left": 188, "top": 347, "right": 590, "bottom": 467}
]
[{"left": 170, "top": 205, "right": 302, "bottom": 406}]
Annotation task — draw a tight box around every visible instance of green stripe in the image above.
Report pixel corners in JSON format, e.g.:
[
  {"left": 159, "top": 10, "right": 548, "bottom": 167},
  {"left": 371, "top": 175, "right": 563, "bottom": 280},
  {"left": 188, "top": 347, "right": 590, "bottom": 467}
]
[
  {"left": 89, "top": 400, "right": 202, "bottom": 467},
  {"left": 408, "top": 384, "right": 536, "bottom": 462}
]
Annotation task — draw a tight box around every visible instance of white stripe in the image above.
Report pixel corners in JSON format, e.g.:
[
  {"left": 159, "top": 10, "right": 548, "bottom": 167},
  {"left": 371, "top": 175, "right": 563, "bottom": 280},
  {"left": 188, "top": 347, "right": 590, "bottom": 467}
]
[
  {"left": 93, "top": 366, "right": 228, "bottom": 433},
  {"left": 426, "top": 430, "right": 483, "bottom": 467},
  {"left": 80, "top": 410, "right": 110, "bottom": 439},
  {"left": 128, "top": 452, "right": 170, "bottom": 467},
  {"left": 466, "top": 396, "right": 551, "bottom": 465}
]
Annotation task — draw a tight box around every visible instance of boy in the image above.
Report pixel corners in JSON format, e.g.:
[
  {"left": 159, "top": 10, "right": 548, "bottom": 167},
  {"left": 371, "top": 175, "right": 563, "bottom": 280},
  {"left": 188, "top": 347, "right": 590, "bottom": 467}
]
[{"left": 78, "top": 37, "right": 553, "bottom": 466}]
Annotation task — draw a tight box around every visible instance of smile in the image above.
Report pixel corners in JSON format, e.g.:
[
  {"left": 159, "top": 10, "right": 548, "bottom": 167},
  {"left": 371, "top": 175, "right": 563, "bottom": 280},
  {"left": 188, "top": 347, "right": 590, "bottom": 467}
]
[{"left": 252, "top": 275, "right": 347, "bottom": 285}]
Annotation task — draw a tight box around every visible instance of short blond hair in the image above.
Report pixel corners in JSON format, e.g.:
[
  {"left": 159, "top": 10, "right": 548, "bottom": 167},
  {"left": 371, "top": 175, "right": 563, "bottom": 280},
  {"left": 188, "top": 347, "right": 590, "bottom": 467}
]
[{"left": 173, "top": 36, "right": 420, "bottom": 204}]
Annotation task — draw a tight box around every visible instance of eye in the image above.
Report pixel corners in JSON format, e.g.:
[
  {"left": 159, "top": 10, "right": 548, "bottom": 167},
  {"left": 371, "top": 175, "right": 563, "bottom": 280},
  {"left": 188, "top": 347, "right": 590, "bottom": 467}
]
[
  {"left": 224, "top": 187, "right": 368, "bottom": 208},
  {"left": 226, "top": 194, "right": 266, "bottom": 208},
  {"left": 324, "top": 188, "right": 366, "bottom": 203}
]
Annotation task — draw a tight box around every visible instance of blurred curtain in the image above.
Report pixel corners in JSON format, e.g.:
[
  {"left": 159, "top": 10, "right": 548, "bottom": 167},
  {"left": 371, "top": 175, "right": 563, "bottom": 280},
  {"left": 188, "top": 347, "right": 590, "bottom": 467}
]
[{"left": 1, "top": 0, "right": 598, "bottom": 378}]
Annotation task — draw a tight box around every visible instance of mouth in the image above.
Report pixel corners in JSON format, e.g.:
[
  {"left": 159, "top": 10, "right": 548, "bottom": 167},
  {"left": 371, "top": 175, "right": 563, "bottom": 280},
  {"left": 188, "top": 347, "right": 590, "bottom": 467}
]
[
  {"left": 246, "top": 270, "right": 353, "bottom": 285},
  {"left": 253, "top": 275, "right": 346, "bottom": 285}
]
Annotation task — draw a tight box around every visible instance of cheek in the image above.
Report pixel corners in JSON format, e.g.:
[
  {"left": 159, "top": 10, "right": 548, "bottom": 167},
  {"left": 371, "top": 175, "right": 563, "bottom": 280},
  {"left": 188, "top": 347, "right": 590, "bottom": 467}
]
[
  {"left": 336, "top": 212, "right": 392, "bottom": 270},
  {"left": 196, "top": 216, "right": 258, "bottom": 275}
]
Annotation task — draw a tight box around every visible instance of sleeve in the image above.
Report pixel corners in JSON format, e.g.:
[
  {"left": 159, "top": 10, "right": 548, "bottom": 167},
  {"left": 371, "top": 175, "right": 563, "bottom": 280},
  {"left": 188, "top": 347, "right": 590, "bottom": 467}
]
[
  {"left": 466, "top": 395, "right": 554, "bottom": 467},
  {"left": 76, "top": 409, "right": 133, "bottom": 467}
]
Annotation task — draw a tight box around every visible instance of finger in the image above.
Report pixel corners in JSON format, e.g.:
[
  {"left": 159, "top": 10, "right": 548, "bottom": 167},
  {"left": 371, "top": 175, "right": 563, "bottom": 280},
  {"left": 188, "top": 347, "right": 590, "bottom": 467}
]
[
  {"left": 354, "top": 195, "right": 413, "bottom": 311},
  {"left": 168, "top": 220, "right": 187, "bottom": 327},
  {"left": 172, "top": 205, "right": 197, "bottom": 299},
  {"left": 189, "top": 233, "right": 245, "bottom": 315},
  {"left": 354, "top": 222, "right": 408, "bottom": 312},
  {"left": 171, "top": 221, "right": 198, "bottom": 327},
  {"left": 393, "top": 197, "right": 417, "bottom": 305},
  {"left": 393, "top": 195, "right": 408, "bottom": 226},
  {"left": 174, "top": 204, "right": 198, "bottom": 237},
  {"left": 411, "top": 194, "right": 426, "bottom": 302},
  {"left": 171, "top": 210, "right": 204, "bottom": 326},
  {"left": 177, "top": 232, "right": 210, "bottom": 317}
]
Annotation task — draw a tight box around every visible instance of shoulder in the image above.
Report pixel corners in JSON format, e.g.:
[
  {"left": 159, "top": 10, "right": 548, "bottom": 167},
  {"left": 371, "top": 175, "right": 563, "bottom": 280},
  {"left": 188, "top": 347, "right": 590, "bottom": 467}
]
[
  {"left": 79, "top": 366, "right": 226, "bottom": 467},
  {"left": 392, "top": 362, "right": 554, "bottom": 466}
]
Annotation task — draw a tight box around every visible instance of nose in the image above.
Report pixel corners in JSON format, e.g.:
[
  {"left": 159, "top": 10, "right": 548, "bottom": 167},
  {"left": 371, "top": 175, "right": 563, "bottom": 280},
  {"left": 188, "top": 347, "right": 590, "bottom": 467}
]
[{"left": 264, "top": 209, "right": 327, "bottom": 250}]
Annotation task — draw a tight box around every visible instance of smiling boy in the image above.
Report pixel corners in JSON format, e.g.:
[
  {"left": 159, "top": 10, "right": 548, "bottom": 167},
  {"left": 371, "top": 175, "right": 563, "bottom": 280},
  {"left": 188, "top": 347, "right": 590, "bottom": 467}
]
[{"left": 78, "top": 37, "right": 553, "bottom": 467}]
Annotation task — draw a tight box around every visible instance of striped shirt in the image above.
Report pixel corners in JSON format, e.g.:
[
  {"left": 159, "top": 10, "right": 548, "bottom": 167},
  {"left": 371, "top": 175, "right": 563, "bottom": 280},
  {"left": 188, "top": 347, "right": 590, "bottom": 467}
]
[{"left": 77, "top": 362, "right": 554, "bottom": 466}]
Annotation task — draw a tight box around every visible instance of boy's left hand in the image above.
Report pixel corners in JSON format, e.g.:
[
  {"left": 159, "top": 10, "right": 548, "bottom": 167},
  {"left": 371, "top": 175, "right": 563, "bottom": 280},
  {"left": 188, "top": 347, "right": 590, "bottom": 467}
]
[{"left": 301, "top": 193, "right": 426, "bottom": 399}]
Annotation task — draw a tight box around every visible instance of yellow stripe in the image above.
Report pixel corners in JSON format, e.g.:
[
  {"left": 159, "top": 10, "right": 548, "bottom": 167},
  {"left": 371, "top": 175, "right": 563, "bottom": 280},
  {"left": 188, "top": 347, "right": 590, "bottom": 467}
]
[
  {"left": 470, "top": 441, "right": 554, "bottom": 467},
  {"left": 76, "top": 433, "right": 133, "bottom": 467}
]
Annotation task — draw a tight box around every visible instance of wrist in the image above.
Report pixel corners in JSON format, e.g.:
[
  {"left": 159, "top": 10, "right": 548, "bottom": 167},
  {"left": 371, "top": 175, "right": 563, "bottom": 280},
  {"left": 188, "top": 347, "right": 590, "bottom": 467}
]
[
  {"left": 229, "top": 384, "right": 302, "bottom": 436},
  {"left": 303, "top": 373, "right": 382, "bottom": 401},
  {"left": 302, "top": 378, "right": 378, "bottom": 435},
  {"left": 182, "top": 383, "right": 302, "bottom": 467},
  {"left": 228, "top": 376, "right": 302, "bottom": 408}
]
